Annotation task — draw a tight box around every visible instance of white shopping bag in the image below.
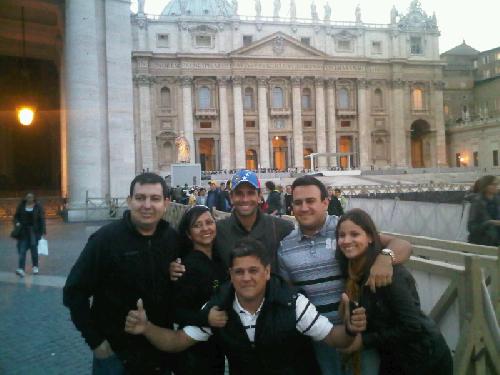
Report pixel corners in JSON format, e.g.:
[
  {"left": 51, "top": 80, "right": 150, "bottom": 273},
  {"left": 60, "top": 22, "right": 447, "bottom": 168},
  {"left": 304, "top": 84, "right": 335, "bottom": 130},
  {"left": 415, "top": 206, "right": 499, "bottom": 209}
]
[{"left": 38, "top": 238, "right": 49, "bottom": 256}]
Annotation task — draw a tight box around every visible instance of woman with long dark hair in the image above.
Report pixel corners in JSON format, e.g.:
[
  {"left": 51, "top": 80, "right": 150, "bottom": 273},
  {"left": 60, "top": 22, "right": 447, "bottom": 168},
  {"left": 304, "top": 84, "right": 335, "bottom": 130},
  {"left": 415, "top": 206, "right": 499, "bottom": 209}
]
[
  {"left": 467, "top": 175, "right": 500, "bottom": 246},
  {"left": 174, "top": 205, "right": 227, "bottom": 375},
  {"left": 13, "top": 192, "right": 46, "bottom": 277},
  {"left": 335, "top": 209, "right": 452, "bottom": 375}
]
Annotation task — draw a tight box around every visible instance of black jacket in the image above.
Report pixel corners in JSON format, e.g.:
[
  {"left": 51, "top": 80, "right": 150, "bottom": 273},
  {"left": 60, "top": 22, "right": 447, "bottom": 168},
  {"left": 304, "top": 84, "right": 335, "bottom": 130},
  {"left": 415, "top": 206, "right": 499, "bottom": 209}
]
[
  {"left": 327, "top": 196, "right": 344, "bottom": 216},
  {"left": 284, "top": 193, "right": 293, "bottom": 215},
  {"left": 467, "top": 193, "right": 500, "bottom": 246},
  {"left": 215, "top": 210, "right": 294, "bottom": 270},
  {"left": 204, "top": 276, "right": 321, "bottom": 375},
  {"left": 359, "top": 265, "right": 452, "bottom": 375},
  {"left": 266, "top": 190, "right": 282, "bottom": 214},
  {"left": 63, "top": 211, "right": 180, "bottom": 373},
  {"left": 14, "top": 201, "right": 46, "bottom": 240}
]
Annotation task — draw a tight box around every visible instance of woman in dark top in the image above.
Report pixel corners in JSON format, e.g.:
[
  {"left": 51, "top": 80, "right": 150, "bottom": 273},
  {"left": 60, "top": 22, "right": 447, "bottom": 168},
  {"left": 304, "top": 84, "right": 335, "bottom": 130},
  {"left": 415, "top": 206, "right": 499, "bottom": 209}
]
[
  {"left": 13, "top": 192, "right": 46, "bottom": 277},
  {"left": 174, "top": 205, "right": 228, "bottom": 375},
  {"left": 467, "top": 175, "right": 500, "bottom": 246},
  {"left": 265, "top": 181, "right": 282, "bottom": 215},
  {"left": 335, "top": 209, "right": 452, "bottom": 375}
]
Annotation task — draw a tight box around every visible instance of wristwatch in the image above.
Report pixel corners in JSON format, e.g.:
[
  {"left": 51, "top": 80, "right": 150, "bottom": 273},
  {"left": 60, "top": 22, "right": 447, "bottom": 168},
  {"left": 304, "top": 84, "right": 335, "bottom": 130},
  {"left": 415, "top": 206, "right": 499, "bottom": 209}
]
[{"left": 381, "top": 248, "right": 395, "bottom": 264}]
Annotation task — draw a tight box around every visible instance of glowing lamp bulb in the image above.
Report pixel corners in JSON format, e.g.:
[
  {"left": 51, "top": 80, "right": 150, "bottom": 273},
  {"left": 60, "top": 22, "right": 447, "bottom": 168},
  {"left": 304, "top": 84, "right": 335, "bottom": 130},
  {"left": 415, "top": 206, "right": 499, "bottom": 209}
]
[{"left": 18, "top": 107, "right": 34, "bottom": 126}]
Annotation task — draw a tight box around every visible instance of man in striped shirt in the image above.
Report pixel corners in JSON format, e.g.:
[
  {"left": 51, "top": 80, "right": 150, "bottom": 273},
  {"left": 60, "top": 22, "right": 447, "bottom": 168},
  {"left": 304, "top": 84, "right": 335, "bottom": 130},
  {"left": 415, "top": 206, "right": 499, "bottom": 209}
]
[
  {"left": 277, "top": 176, "right": 412, "bottom": 375},
  {"left": 125, "top": 238, "right": 366, "bottom": 375}
]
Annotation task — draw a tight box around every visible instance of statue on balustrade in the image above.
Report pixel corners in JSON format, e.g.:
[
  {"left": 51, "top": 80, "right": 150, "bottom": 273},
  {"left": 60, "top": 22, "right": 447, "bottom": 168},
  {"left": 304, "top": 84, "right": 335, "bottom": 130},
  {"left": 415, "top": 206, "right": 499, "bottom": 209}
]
[
  {"left": 273, "top": 0, "right": 281, "bottom": 18},
  {"left": 324, "top": 2, "right": 331, "bottom": 21},
  {"left": 290, "top": 0, "right": 296, "bottom": 21},
  {"left": 311, "top": 1, "right": 318, "bottom": 21},
  {"left": 175, "top": 135, "right": 191, "bottom": 163},
  {"left": 138, "top": 0, "right": 145, "bottom": 14},
  {"left": 255, "top": 0, "right": 262, "bottom": 17},
  {"left": 355, "top": 4, "right": 361, "bottom": 23}
]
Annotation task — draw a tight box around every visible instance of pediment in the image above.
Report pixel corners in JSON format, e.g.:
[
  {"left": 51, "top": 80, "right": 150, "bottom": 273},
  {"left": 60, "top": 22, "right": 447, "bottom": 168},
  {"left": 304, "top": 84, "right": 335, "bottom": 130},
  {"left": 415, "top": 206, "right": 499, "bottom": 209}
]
[{"left": 230, "top": 32, "right": 327, "bottom": 58}]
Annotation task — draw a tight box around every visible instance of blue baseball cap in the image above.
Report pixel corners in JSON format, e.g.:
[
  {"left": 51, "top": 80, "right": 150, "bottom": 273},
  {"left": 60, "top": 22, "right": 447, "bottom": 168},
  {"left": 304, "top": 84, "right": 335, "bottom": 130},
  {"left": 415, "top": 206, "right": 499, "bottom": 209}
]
[{"left": 231, "top": 169, "right": 260, "bottom": 190}]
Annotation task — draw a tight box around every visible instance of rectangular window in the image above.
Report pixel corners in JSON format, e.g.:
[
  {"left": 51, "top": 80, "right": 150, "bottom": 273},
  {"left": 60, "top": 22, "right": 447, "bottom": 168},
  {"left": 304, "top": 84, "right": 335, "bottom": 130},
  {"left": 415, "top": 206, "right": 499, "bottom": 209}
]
[
  {"left": 495, "top": 66, "right": 500, "bottom": 75},
  {"left": 195, "top": 35, "right": 212, "bottom": 47},
  {"left": 496, "top": 52, "right": 500, "bottom": 60},
  {"left": 473, "top": 60, "right": 478, "bottom": 69},
  {"left": 483, "top": 55, "right": 490, "bottom": 64},
  {"left": 200, "top": 122, "right": 212, "bottom": 129},
  {"left": 340, "top": 120, "right": 351, "bottom": 128},
  {"left": 371, "top": 41, "right": 382, "bottom": 54},
  {"left": 410, "top": 37, "right": 423, "bottom": 54},
  {"left": 303, "top": 120, "right": 313, "bottom": 128},
  {"left": 337, "top": 40, "right": 351, "bottom": 51},
  {"left": 245, "top": 120, "right": 256, "bottom": 128},
  {"left": 483, "top": 70, "right": 491, "bottom": 79},
  {"left": 243, "top": 35, "right": 253, "bottom": 47},
  {"left": 274, "top": 119, "right": 285, "bottom": 129},
  {"left": 493, "top": 150, "right": 499, "bottom": 167},
  {"left": 156, "top": 34, "right": 169, "bottom": 48},
  {"left": 473, "top": 151, "right": 479, "bottom": 167},
  {"left": 301, "top": 37, "right": 310, "bottom": 46}
]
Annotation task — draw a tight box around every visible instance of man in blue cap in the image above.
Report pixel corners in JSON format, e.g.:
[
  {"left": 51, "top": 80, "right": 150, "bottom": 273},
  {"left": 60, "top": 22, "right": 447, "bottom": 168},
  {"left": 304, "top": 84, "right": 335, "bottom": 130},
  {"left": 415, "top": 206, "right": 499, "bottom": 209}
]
[{"left": 171, "top": 170, "right": 294, "bottom": 277}]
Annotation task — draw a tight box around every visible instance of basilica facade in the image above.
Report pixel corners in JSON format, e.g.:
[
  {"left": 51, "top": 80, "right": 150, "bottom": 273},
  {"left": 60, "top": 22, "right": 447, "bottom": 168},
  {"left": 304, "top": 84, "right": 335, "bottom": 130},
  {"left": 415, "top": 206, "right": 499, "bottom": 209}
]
[{"left": 131, "top": 0, "right": 447, "bottom": 174}]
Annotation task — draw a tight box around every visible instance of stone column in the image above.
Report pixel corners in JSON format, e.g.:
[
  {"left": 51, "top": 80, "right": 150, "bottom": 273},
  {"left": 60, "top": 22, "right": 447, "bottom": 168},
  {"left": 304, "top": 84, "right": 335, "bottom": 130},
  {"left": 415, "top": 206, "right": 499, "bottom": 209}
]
[
  {"left": 65, "top": 0, "right": 107, "bottom": 207},
  {"left": 105, "top": 0, "right": 136, "bottom": 197},
  {"left": 357, "top": 79, "right": 370, "bottom": 169},
  {"left": 217, "top": 77, "right": 231, "bottom": 170},
  {"left": 315, "top": 78, "right": 327, "bottom": 168},
  {"left": 433, "top": 81, "right": 447, "bottom": 166},
  {"left": 232, "top": 76, "right": 246, "bottom": 169},
  {"left": 181, "top": 76, "right": 196, "bottom": 163},
  {"left": 326, "top": 78, "right": 337, "bottom": 166},
  {"left": 135, "top": 75, "right": 154, "bottom": 171},
  {"left": 291, "top": 77, "right": 304, "bottom": 169},
  {"left": 257, "top": 77, "right": 271, "bottom": 168},
  {"left": 390, "top": 79, "right": 407, "bottom": 167}
]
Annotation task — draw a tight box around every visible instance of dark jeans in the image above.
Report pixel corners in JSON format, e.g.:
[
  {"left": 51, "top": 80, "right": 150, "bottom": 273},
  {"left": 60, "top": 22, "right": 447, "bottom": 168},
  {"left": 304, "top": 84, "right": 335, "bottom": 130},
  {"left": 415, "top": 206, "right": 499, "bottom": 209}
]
[
  {"left": 17, "top": 236, "right": 38, "bottom": 270},
  {"left": 92, "top": 354, "right": 125, "bottom": 375}
]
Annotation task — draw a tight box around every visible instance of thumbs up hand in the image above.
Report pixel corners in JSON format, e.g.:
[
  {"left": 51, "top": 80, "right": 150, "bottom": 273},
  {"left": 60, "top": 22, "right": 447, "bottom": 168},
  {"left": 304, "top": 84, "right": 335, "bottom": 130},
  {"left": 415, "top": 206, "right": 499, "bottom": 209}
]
[{"left": 125, "top": 298, "right": 149, "bottom": 335}]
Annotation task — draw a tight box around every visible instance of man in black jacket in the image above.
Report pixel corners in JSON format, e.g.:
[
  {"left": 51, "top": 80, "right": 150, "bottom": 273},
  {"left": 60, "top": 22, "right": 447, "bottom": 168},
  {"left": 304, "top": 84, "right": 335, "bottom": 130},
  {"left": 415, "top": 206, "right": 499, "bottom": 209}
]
[
  {"left": 63, "top": 173, "right": 181, "bottom": 374},
  {"left": 125, "top": 238, "right": 366, "bottom": 375}
]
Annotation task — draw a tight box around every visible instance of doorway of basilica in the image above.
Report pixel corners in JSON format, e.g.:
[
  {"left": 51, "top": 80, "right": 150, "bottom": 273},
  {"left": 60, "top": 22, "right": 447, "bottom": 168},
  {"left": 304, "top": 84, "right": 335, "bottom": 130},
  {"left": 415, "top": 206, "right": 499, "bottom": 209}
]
[
  {"left": 272, "top": 136, "right": 288, "bottom": 171},
  {"left": 410, "top": 120, "right": 431, "bottom": 168},
  {"left": 198, "top": 138, "right": 216, "bottom": 171},
  {"left": 246, "top": 149, "right": 258, "bottom": 170},
  {"left": 303, "top": 148, "right": 314, "bottom": 170},
  {"left": 339, "top": 136, "right": 353, "bottom": 169}
]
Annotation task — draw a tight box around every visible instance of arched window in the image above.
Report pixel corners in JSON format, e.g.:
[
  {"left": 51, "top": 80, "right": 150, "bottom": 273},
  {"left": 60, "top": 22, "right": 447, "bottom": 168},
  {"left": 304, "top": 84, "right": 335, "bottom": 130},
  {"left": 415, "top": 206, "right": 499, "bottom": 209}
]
[
  {"left": 198, "top": 86, "right": 211, "bottom": 109},
  {"left": 244, "top": 87, "right": 254, "bottom": 110},
  {"left": 160, "top": 87, "right": 171, "bottom": 107},
  {"left": 272, "top": 87, "right": 284, "bottom": 108},
  {"left": 412, "top": 88, "right": 423, "bottom": 110},
  {"left": 338, "top": 88, "right": 350, "bottom": 109},
  {"left": 301, "top": 88, "right": 312, "bottom": 109},
  {"left": 373, "top": 88, "right": 383, "bottom": 109}
]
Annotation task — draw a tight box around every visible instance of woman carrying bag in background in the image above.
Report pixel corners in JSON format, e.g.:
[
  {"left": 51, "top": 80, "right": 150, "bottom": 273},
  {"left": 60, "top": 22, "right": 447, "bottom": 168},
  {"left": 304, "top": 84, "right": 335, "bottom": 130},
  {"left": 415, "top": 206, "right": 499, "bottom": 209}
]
[{"left": 13, "top": 192, "right": 46, "bottom": 277}]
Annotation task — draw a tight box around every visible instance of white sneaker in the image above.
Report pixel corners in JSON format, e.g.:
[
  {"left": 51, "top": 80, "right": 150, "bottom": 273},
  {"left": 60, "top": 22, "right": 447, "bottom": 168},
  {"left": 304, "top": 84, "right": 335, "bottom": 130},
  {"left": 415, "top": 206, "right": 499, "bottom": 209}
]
[
  {"left": 33, "top": 267, "right": 39, "bottom": 275},
  {"left": 15, "top": 269, "right": 25, "bottom": 277}
]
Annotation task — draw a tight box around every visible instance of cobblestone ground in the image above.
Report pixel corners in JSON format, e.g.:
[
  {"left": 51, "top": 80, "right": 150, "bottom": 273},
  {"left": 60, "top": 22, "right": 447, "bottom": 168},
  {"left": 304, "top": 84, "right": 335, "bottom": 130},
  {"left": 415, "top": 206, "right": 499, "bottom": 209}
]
[{"left": 0, "top": 219, "right": 110, "bottom": 375}]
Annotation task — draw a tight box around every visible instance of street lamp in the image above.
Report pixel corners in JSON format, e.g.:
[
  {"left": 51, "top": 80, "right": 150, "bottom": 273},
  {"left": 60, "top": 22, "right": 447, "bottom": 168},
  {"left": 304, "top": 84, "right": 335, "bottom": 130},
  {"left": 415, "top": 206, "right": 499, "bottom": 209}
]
[{"left": 17, "top": 6, "right": 36, "bottom": 126}]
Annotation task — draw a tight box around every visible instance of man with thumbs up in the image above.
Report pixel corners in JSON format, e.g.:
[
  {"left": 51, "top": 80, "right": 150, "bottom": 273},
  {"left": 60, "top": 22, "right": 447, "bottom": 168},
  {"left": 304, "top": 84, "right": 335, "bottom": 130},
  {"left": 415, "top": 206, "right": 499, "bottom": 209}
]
[{"left": 63, "top": 173, "right": 182, "bottom": 374}]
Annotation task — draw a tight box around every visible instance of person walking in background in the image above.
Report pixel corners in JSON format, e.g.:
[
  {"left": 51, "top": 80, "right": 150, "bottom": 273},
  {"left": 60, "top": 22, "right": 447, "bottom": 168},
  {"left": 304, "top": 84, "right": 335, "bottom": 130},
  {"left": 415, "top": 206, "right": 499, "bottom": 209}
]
[
  {"left": 328, "top": 186, "right": 344, "bottom": 217},
  {"left": 13, "top": 192, "right": 46, "bottom": 277},
  {"left": 335, "top": 209, "right": 452, "bottom": 375},
  {"left": 467, "top": 175, "right": 500, "bottom": 246},
  {"left": 196, "top": 187, "right": 208, "bottom": 206},
  {"left": 173, "top": 205, "right": 228, "bottom": 375},
  {"left": 206, "top": 181, "right": 220, "bottom": 211},
  {"left": 335, "top": 188, "right": 348, "bottom": 211},
  {"left": 265, "top": 180, "right": 282, "bottom": 216},
  {"left": 284, "top": 184, "right": 293, "bottom": 215}
]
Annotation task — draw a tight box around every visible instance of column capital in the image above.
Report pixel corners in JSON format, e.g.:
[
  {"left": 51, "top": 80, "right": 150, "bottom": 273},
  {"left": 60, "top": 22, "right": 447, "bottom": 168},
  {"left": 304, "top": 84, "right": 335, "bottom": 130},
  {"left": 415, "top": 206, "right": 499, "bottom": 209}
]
[
  {"left": 291, "top": 76, "right": 302, "bottom": 87},
  {"left": 326, "top": 78, "right": 336, "bottom": 88},
  {"left": 432, "top": 80, "right": 446, "bottom": 91},
  {"left": 257, "top": 76, "right": 269, "bottom": 86},
  {"left": 180, "top": 76, "right": 193, "bottom": 87},
  {"left": 232, "top": 76, "right": 244, "bottom": 86},
  {"left": 357, "top": 78, "right": 369, "bottom": 89},
  {"left": 217, "top": 76, "right": 231, "bottom": 86},
  {"left": 391, "top": 79, "right": 407, "bottom": 88},
  {"left": 133, "top": 74, "right": 152, "bottom": 86},
  {"left": 314, "top": 77, "right": 326, "bottom": 86}
]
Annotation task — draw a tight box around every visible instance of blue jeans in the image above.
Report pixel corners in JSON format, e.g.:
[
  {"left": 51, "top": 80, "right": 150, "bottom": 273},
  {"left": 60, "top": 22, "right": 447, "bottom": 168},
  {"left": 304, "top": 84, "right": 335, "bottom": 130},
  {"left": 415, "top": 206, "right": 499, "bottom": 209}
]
[
  {"left": 17, "top": 237, "right": 38, "bottom": 270},
  {"left": 312, "top": 341, "right": 380, "bottom": 375},
  {"left": 92, "top": 354, "right": 125, "bottom": 375}
]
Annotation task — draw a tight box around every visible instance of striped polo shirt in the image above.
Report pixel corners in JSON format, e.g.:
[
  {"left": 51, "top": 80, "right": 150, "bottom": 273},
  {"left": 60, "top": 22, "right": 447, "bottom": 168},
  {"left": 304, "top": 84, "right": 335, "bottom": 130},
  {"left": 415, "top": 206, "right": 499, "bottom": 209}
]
[{"left": 277, "top": 214, "right": 345, "bottom": 324}]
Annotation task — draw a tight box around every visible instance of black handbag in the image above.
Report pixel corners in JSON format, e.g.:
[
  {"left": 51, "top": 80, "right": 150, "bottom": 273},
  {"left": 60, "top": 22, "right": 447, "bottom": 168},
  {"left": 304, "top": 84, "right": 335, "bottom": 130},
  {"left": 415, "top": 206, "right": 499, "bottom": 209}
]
[{"left": 10, "top": 224, "right": 22, "bottom": 239}]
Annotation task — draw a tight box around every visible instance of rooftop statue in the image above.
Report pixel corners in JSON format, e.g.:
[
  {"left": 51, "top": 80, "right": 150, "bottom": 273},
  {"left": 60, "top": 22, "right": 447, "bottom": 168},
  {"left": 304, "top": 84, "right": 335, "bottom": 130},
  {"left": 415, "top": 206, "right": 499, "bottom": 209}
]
[
  {"left": 290, "top": 0, "right": 296, "bottom": 21},
  {"left": 311, "top": 1, "right": 318, "bottom": 21},
  {"left": 273, "top": 0, "right": 281, "bottom": 18},
  {"left": 138, "top": 0, "right": 145, "bottom": 14},
  {"left": 231, "top": 0, "right": 238, "bottom": 14},
  {"left": 390, "top": 5, "right": 398, "bottom": 24},
  {"left": 355, "top": 4, "right": 361, "bottom": 23},
  {"left": 255, "top": 0, "right": 261, "bottom": 17},
  {"left": 324, "top": 2, "right": 331, "bottom": 21}
]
